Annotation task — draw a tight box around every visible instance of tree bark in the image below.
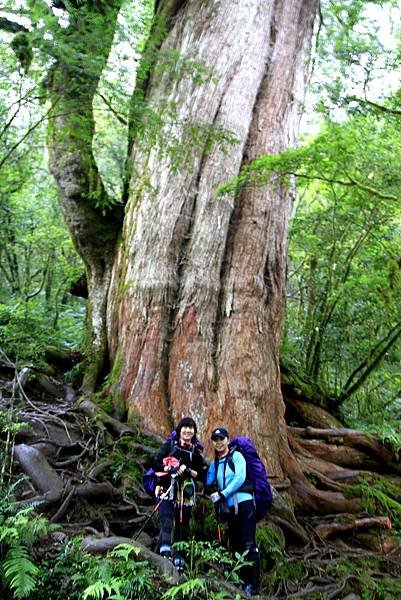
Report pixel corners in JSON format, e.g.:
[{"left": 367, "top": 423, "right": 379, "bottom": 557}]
[{"left": 108, "top": 0, "right": 318, "bottom": 477}]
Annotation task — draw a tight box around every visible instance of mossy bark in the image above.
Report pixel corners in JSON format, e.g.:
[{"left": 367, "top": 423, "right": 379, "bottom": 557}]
[{"left": 46, "top": 1, "right": 124, "bottom": 394}]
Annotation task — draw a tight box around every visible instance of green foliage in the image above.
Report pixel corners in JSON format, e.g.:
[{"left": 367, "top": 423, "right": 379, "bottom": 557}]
[
  {"left": 168, "top": 540, "right": 250, "bottom": 599},
  {"left": 259, "top": 1, "right": 401, "bottom": 432},
  {"left": 0, "top": 303, "right": 60, "bottom": 365},
  {"left": 261, "top": 549, "right": 401, "bottom": 598},
  {"left": 93, "top": 0, "right": 154, "bottom": 201},
  {"left": 255, "top": 523, "right": 285, "bottom": 569},
  {"left": 248, "top": 112, "right": 401, "bottom": 429},
  {"left": 2, "top": 545, "right": 39, "bottom": 599},
  {"left": 378, "top": 430, "right": 401, "bottom": 457},
  {"left": 35, "top": 538, "right": 156, "bottom": 600},
  {"left": 97, "top": 434, "right": 143, "bottom": 489},
  {"left": 81, "top": 543, "right": 156, "bottom": 600},
  {"left": 315, "top": 0, "right": 400, "bottom": 114},
  {"left": 187, "top": 498, "right": 221, "bottom": 542},
  {"left": 263, "top": 556, "right": 308, "bottom": 597},
  {"left": 0, "top": 39, "right": 85, "bottom": 363},
  {"left": 0, "top": 411, "right": 31, "bottom": 488},
  {"left": 33, "top": 537, "right": 251, "bottom": 600},
  {"left": 33, "top": 537, "right": 90, "bottom": 600},
  {"left": 11, "top": 32, "right": 33, "bottom": 73},
  {"left": 325, "top": 556, "right": 401, "bottom": 599},
  {"left": 0, "top": 498, "right": 52, "bottom": 599},
  {"left": 0, "top": 504, "right": 50, "bottom": 550},
  {"left": 162, "top": 578, "right": 206, "bottom": 600}
]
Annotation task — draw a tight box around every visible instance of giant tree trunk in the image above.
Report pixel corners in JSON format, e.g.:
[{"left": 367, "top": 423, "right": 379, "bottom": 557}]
[{"left": 108, "top": 0, "right": 318, "bottom": 478}]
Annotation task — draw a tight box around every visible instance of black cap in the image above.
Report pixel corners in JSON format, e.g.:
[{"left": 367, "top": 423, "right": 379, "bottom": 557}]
[{"left": 211, "top": 427, "right": 229, "bottom": 440}]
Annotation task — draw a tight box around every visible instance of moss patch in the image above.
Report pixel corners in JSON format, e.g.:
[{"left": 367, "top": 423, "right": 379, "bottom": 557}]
[{"left": 345, "top": 474, "right": 401, "bottom": 530}]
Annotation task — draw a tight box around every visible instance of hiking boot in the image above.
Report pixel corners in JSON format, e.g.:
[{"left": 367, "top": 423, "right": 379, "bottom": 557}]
[
  {"left": 242, "top": 583, "right": 259, "bottom": 597},
  {"left": 160, "top": 544, "right": 172, "bottom": 560},
  {"left": 173, "top": 555, "right": 185, "bottom": 572}
]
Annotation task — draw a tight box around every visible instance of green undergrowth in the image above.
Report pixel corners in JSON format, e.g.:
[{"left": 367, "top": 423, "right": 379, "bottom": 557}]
[
  {"left": 33, "top": 540, "right": 156, "bottom": 600},
  {"left": 325, "top": 555, "right": 401, "bottom": 600},
  {"left": 190, "top": 499, "right": 220, "bottom": 542},
  {"left": 262, "top": 553, "right": 401, "bottom": 599},
  {"left": 32, "top": 537, "right": 250, "bottom": 600},
  {"left": 256, "top": 522, "right": 285, "bottom": 570},
  {"left": 0, "top": 493, "right": 53, "bottom": 599},
  {"left": 262, "top": 555, "right": 309, "bottom": 597},
  {"left": 1, "top": 492, "right": 401, "bottom": 600},
  {"left": 98, "top": 434, "right": 145, "bottom": 489}
]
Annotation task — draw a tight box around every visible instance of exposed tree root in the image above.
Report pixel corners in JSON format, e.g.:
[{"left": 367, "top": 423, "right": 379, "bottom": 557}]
[
  {"left": 315, "top": 516, "right": 392, "bottom": 541},
  {"left": 291, "top": 426, "right": 401, "bottom": 474}
]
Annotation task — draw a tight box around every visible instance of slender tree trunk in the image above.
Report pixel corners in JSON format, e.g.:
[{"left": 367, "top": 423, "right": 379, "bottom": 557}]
[
  {"left": 108, "top": 0, "right": 318, "bottom": 476},
  {"left": 47, "top": 2, "right": 124, "bottom": 393}
]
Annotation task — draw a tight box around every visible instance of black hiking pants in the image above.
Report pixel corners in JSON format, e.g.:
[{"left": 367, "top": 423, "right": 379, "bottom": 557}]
[
  {"left": 158, "top": 500, "right": 192, "bottom": 549},
  {"left": 226, "top": 499, "right": 260, "bottom": 590}
]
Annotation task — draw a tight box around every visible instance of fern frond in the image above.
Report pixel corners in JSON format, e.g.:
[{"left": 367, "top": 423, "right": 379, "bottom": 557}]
[
  {"left": 108, "top": 543, "right": 141, "bottom": 561},
  {"left": 162, "top": 577, "right": 206, "bottom": 599},
  {"left": 0, "top": 525, "right": 20, "bottom": 542},
  {"left": 82, "top": 578, "right": 123, "bottom": 600},
  {"left": 1, "top": 545, "right": 39, "bottom": 599},
  {"left": 82, "top": 580, "right": 113, "bottom": 599},
  {"left": 24, "top": 514, "right": 51, "bottom": 544}
]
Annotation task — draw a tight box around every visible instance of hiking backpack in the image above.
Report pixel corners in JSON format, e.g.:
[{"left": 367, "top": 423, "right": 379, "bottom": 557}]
[
  {"left": 228, "top": 436, "right": 272, "bottom": 521},
  {"left": 143, "top": 431, "right": 204, "bottom": 497}
]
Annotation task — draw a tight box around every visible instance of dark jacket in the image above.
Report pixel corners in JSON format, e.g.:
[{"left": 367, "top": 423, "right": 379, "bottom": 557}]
[{"left": 153, "top": 438, "right": 206, "bottom": 486}]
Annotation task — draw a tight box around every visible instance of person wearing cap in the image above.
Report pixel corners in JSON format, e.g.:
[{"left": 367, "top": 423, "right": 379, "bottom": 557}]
[
  {"left": 152, "top": 417, "right": 206, "bottom": 569},
  {"left": 206, "top": 427, "right": 260, "bottom": 597}
]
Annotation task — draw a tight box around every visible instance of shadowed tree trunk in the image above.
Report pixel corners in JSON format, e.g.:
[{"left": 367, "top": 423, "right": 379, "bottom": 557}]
[{"left": 107, "top": 0, "right": 319, "bottom": 481}]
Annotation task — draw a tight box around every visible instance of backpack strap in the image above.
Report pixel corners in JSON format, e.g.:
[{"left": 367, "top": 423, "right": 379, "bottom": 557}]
[
  {"left": 214, "top": 451, "right": 233, "bottom": 491},
  {"left": 216, "top": 449, "right": 240, "bottom": 515},
  {"left": 229, "top": 447, "right": 254, "bottom": 496},
  {"left": 213, "top": 456, "right": 223, "bottom": 490},
  {"left": 171, "top": 439, "right": 195, "bottom": 463}
]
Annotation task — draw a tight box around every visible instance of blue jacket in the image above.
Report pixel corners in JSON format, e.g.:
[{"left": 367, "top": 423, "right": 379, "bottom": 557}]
[{"left": 206, "top": 450, "right": 253, "bottom": 507}]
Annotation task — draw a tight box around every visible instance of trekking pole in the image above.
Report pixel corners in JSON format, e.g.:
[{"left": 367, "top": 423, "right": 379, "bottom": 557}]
[
  {"left": 217, "top": 522, "right": 222, "bottom": 543},
  {"left": 133, "top": 477, "right": 176, "bottom": 541}
]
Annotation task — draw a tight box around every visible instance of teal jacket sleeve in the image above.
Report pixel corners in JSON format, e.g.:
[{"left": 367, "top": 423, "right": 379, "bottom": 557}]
[
  {"left": 206, "top": 461, "right": 216, "bottom": 487},
  {"left": 219, "top": 451, "right": 246, "bottom": 499}
]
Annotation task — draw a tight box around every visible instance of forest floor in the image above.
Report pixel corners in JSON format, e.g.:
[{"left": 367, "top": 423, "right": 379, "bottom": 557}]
[{"left": 1, "top": 355, "right": 401, "bottom": 599}]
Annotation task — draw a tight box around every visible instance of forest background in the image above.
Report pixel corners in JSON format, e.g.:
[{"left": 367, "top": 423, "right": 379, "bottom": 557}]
[{"left": 1, "top": 0, "right": 401, "bottom": 598}]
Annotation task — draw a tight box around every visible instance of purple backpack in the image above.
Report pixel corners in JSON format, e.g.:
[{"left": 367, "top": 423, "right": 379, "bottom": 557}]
[
  {"left": 228, "top": 436, "right": 272, "bottom": 521},
  {"left": 143, "top": 431, "right": 204, "bottom": 497}
]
